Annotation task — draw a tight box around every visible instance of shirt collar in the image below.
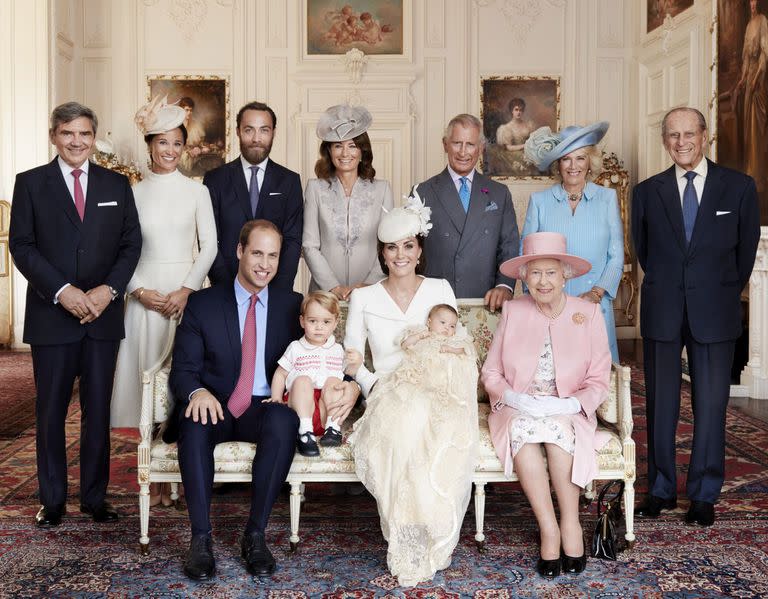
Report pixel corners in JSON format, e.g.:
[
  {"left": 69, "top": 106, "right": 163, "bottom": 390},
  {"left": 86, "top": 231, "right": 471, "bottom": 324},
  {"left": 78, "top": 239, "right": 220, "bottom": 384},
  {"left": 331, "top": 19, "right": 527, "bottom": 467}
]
[
  {"left": 58, "top": 156, "right": 90, "bottom": 177},
  {"left": 297, "top": 335, "right": 336, "bottom": 350},
  {"left": 241, "top": 154, "right": 270, "bottom": 173},
  {"left": 447, "top": 165, "right": 475, "bottom": 185},
  {"left": 674, "top": 158, "right": 708, "bottom": 182},
  {"left": 234, "top": 276, "right": 268, "bottom": 308},
  {"left": 552, "top": 181, "right": 597, "bottom": 202}
]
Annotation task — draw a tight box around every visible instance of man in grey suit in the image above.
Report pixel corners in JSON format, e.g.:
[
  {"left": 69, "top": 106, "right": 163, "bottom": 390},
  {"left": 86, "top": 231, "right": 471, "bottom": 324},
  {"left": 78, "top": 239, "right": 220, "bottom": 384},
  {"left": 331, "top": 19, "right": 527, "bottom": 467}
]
[{"left": 415, "top": 114, "right": 519, "bottom": 310}]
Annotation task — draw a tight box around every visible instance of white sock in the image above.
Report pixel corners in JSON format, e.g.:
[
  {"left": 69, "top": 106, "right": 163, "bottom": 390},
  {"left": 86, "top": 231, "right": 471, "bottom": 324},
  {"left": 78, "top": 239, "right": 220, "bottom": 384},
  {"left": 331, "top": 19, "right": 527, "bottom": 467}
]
[
  {"left": 299, "top": 418, "right": 314, "bottom": 435},
  {"left": 325, "top": 417, "right": 340, "bottom": 431}
]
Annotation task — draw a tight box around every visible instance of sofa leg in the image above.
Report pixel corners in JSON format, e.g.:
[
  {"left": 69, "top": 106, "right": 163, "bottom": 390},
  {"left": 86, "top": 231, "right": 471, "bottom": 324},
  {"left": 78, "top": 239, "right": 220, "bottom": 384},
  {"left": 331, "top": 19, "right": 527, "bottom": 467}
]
[
  {"left": 289, "top": 482, "right": 302, "bottom": 551},
  {"left": 170, "top": 481, "right": 180, "bottom": 506},
  {"left": 623, "top": 478, "right": 636, "bottom": 547},
  {"left": 474, "top": 482, "right": 487, "bottom": 551},
  {"left": 139, "top": 479, "right": 150, "bottom": 553}
]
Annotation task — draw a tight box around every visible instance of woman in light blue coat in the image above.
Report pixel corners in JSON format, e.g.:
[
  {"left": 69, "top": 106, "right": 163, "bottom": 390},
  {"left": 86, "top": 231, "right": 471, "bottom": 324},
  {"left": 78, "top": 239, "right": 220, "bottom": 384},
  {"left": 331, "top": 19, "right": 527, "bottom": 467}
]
[{"left": 522, "top": 122, "right": 623, "bottom": 361}]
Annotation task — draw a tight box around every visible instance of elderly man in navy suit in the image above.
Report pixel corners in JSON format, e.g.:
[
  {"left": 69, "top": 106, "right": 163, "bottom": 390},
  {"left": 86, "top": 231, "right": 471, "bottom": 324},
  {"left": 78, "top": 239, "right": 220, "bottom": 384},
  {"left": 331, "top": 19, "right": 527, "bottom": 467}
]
[
  {"left": 9, "top": 102, "right": 142, "bottom": 528},
  {"left": 414, "top": 113, "right": 519, "bottom": 310},
  {"left": 632, "top": 107, "right": 760, "bottom": 526},
  {"left": 204, "top": 101, "right": 303, "bottom": 289}
]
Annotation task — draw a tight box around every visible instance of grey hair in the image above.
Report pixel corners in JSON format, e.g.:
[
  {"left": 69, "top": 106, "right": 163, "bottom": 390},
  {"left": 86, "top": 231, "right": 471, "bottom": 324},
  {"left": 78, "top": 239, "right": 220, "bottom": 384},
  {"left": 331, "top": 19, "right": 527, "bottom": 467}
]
[
  {"left": 549, "top": 144, "right": 603, "bottom": 182},
  {"left": 50, "top": 102, "right": 98, "bottom": 136},
  {"left": 443, "top": 113, "right": 486, "bottom": 145},
  {"left": 518, "top": 260, "right": 575, "bottom": 280},
  {"left": 661, "top": 107, "right": 707, "bottom": 137}
]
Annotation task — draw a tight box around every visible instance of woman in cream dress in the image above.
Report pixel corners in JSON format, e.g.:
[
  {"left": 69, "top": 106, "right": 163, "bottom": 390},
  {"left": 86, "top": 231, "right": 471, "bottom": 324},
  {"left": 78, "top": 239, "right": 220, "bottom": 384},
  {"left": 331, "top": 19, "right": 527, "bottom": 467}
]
[
  {"left": 303, "top": 104, "right": 393, "bottom": 300},
  {"left": 344, "top": 198, "right": 479, "bottom": 587},
  {"left": 112, "top": 97, "right": 217, "bottom": 435}
]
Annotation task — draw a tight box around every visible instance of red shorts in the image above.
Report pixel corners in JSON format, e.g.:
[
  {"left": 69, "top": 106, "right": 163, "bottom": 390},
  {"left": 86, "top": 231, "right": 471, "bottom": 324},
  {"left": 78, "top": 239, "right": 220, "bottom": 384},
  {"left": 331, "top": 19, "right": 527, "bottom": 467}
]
[{"left": 283, "top": 388, "right": 324, "bottom": 436}]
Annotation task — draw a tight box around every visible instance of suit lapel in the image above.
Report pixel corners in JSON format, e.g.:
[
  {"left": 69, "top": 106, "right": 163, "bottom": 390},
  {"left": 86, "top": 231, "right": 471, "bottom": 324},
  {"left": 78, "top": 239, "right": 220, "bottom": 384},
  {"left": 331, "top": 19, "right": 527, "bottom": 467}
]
[
  {"left": 433, "top": 169, "right": 466, "bottom": 235},
  {"left": 81, "top": 163, "right": 101, "bottom": 233},
  {"left": 222, "top": 286, "right": 242, "bottom": 374},
  {"left": 689, "top": 159, "right": 723, "bottom": 254},
  {"left": 230, "top": 158, "right": 253, "bottom": 221},
  {"left": 258, "top": 160, "right": 281, "bottom": 215},
  {"left": 655, "top": 165, "right": 686, "bottom": 254},
  {"left": 47, "top": 158, "right": 82, "bottom": 230},
  {"left": 459, "top": 171, "right": 489, "bottom": 251}
]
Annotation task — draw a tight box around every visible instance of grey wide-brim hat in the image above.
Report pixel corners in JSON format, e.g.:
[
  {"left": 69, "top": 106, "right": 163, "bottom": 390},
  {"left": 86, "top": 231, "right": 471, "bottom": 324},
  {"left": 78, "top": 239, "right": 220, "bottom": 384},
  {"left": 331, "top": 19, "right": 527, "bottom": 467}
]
[
  {"left": 316, "top": 104, "right": 372, "bottom": 142},
  {"left": 524, "top": 121, "right": 609, "bottom": 172}
]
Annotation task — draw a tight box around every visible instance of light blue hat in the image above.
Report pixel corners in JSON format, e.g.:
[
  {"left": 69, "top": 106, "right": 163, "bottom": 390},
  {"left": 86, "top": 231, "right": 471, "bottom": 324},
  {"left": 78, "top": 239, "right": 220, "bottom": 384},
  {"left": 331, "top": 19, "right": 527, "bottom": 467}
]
[{"left": 524, "top": 121, "right": 609, "bottom": 172}]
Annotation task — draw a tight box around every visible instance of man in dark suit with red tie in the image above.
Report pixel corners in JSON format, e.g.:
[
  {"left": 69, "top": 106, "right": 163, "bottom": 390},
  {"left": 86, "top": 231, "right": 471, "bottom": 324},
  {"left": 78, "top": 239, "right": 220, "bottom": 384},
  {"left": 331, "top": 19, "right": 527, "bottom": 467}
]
[
  {"left": 9, "top": 102, "right": 142, "bottom": 528},
  {"left": 631, "top": 107, "right": 760, "bottom": 526},
  {"left": 204, "top": 101, "right": 303, "bottom": 289}
]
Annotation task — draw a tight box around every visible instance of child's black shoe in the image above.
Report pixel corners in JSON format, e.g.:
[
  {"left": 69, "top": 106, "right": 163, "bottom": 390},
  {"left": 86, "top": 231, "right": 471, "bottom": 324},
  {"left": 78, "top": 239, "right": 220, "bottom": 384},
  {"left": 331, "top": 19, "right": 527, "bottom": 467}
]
[
  {"left": 297, "top": 432, "right": 320, "bottom": 457},
  {"left": 319, "top": 427, "right": 342, "bottom": 447}
]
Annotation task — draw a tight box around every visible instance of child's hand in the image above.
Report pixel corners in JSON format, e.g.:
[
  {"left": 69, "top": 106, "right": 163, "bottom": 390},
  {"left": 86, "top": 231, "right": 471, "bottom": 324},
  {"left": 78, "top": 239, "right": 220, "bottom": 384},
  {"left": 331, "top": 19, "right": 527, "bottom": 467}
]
[{"left": 344, "top": 348, "right": 363, "bottom": 375}]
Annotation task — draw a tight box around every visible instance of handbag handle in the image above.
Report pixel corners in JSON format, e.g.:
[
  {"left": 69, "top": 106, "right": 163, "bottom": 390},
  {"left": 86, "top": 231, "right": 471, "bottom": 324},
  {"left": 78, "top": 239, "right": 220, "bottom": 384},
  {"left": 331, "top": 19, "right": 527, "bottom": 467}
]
[{"left": 596, "top": 480, "right": 625, "bottom": 518}]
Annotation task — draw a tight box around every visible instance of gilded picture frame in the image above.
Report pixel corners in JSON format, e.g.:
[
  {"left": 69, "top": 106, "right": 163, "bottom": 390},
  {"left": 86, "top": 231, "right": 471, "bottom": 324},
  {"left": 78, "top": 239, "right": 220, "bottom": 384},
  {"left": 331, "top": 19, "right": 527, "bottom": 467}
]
[
  {"left": 480, "top": 75, "right": 560, "bottom": 180},
  {"left": 146, "top": 75, "right": 230, "bottom": 179}
]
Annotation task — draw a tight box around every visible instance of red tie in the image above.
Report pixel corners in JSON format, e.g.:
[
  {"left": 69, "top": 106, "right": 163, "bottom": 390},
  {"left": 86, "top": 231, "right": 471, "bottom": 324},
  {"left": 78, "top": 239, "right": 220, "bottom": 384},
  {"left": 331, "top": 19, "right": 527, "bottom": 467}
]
[
  {"left": 72, "top": 168, "right": 85, "bottom": 221},
  {"left": 228, "top": 293, "right": 258, "bottom": 418}
]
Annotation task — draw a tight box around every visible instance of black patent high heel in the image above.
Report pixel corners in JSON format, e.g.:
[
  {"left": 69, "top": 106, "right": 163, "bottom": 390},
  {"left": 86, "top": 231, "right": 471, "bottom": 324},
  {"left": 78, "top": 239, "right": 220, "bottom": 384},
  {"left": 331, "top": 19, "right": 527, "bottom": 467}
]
[
  {"left": 536, "top": 556, "right": 561, "bottom": 578},
  {"left": 561, "top": 551, "right": 587, "bottom": 574}
]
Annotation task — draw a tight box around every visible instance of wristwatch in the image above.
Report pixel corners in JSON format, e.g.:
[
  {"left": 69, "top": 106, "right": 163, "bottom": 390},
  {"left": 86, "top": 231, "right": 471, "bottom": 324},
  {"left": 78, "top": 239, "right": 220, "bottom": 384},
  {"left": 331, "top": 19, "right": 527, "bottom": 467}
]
[{"left": 107, "top": 285, "right": 119, "bottom": 301}]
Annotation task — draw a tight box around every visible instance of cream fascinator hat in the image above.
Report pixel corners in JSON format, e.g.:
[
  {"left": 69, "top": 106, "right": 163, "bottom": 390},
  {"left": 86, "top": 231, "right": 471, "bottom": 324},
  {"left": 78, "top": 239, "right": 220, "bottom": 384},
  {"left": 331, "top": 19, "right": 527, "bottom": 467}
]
[
  {"left": 316, "top": 104, "right": 373, "bottom": 142},
  {"left": 134, "top": 95, "right": 186, "bottom": 136},
  {"left": 499, "top": 232, "right": 591, "bottom": 279},
  {"left": 377, "top": 185, "right": 433, "bottom": 243}
]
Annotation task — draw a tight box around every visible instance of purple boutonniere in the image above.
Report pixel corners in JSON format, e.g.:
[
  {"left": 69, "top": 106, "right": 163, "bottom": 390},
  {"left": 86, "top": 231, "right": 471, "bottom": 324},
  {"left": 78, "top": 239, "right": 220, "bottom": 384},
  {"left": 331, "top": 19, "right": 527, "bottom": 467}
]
[{"left": 481, "top": 188, "right": 489, "bottom": 194}]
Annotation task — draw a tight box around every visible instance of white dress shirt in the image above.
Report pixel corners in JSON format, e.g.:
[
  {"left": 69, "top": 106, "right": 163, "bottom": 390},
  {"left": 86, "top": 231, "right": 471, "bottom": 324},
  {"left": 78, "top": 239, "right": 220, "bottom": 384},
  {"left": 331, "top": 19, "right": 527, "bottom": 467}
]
[
  {"left": 240, "top": 155, "right": 269, "bottom": 193},
  {"left": 674, "top": 158, "right": 708, "bottom": 207}
]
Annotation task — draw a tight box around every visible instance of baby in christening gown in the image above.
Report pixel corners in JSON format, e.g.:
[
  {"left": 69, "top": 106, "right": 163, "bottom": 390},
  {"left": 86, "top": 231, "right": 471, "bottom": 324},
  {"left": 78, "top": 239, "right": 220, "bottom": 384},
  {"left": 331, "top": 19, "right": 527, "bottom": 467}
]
[{"left": 348, "top": 303, "right": 479, "bottom": 587}]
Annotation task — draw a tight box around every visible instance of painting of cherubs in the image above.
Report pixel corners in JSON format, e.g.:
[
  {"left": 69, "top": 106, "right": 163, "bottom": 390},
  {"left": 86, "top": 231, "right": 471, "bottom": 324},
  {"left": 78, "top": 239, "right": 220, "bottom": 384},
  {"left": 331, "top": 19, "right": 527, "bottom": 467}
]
[{"left": 307, "top": 1, "right": 404, "bottom": 55}]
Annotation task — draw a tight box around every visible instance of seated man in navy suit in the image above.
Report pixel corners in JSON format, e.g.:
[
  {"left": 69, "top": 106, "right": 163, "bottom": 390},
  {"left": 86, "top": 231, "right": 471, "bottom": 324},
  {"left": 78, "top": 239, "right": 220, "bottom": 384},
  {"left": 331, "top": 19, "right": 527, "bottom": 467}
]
[{"left": 169, "top": 219, "right": 359, "bottom": 581}]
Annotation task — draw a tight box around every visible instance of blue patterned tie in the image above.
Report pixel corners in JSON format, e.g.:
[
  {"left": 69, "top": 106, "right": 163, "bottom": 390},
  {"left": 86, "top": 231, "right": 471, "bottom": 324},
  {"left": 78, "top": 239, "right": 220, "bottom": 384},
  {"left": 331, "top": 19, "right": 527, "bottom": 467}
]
[
  {"left": 249, "top": 165, "right": 260, "bottom": 218},
  {"left": 459, "top": 176, "right": 470, "bottom": 213},
  {"left": 682, "top": 171, "right": 698, "bottom": 243}
]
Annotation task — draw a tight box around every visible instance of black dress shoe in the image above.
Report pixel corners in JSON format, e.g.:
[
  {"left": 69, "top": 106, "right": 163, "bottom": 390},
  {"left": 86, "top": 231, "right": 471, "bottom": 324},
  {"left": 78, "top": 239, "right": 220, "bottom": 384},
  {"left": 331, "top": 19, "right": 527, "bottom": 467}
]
[
  {"left": 297, "top": 432, "right": 320, "bottom": 457},
  {"left": 561, "top": 552, "right": 587, "bottom": 574},
  {"left": 634, "top": 495, "right": 677, "bottom": 518},
  {"left": 183, "top": 534, "right": 216, "bottom": 581},
  {"left": 80, "top": 501, "right": 119, "bottom": 523},
  {"left": 685, "top": 501, "right": 715, "bottom": 526},
  {"left": 536, "top": 556, "right": 561, "bottom": 578},
  {"left": 35, "top": 505, "right": 65, "bottom": 528},
  {"left": 319, "top": 427, "right": 342, "bottom": 447},
  {"left": 241, "top": 531, "right": 276, "bottom": 577}
]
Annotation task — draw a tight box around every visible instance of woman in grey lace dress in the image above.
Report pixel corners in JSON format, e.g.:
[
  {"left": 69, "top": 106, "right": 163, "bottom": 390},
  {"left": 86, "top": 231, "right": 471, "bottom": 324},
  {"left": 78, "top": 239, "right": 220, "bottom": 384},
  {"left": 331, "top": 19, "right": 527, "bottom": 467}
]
[{"left": 303, "top": 104, "right": 393, "bottom": 300}]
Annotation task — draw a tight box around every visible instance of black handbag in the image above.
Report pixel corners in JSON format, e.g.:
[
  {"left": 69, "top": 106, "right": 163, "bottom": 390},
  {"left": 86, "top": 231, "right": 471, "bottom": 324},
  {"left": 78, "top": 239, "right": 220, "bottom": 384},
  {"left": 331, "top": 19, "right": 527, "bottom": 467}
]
[{"left": 591, "top": 480, "right": 625, "bottom": 560}]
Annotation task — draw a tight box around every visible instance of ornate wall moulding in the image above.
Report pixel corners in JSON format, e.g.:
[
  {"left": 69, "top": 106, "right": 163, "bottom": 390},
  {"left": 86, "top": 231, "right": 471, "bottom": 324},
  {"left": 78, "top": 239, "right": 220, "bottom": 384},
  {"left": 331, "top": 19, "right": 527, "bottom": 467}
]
[
  {"left": 340, "top": 48, "right": 369, "bottom": 84},
  {"left": 475, "top": 0, "right": 566, "bottom": 45}
]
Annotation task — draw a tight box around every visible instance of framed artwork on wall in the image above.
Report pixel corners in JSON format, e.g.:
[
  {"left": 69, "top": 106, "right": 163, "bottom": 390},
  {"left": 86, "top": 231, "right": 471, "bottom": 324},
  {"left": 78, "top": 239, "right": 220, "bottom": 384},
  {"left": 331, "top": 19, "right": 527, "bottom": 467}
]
[
  {"left": 646, "top": 0, "right": 694, "bottom": 33},
  {"left": 480, "top": 76, "right": 560, "bottom": 180},
  {"left": 714, "top": 0, "right": 768, "bottom": 224},
  {"left": 146, "top": 75, "right": 230, "bottom": 179},
  {"left": 305, "top": 0, "right": 405, "bottom": 56}
]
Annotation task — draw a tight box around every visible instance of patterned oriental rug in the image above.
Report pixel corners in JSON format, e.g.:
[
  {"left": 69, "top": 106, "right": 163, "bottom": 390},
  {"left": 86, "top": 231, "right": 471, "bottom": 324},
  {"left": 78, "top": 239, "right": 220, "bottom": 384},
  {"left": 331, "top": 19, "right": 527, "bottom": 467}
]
[
  {"left": 0, "top": 367, "right": 766, "bottom": 598},
  {"left": 0, "top": 350, "right": 36, "bottom": 439}
]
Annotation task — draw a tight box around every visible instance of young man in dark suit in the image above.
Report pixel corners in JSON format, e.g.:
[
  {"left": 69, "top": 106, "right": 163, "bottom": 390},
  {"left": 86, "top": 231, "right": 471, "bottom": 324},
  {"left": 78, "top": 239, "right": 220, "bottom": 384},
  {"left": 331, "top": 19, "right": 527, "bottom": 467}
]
[
  {"left": 414, "top": 113, "right": 519, "bottom": 311},
  {"left": 9, "top": 102, "right": 142, "bottom": 528},
  {"left": 204, "top": 102, "right": 303, "bottom": 290},
  {"left": 632, "top": 107, "right": 760, "bottom": 526}
]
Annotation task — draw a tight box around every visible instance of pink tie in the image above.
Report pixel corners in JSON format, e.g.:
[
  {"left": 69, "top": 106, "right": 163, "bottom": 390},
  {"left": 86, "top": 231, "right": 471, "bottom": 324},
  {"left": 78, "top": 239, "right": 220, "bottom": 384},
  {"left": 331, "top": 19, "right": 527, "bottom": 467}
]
[
  {"left": 228, "top": 293, "right": 258, "bottom": 418},
  {"left": 72, "top": 168, "right": 85, "bottom": 221}
]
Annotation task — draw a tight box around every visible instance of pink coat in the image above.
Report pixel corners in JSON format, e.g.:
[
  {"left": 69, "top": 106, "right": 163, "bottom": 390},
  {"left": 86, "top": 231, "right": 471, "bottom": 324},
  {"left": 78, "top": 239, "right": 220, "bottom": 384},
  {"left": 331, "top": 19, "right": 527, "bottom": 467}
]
[{"left": 481, "top": 294, "right": 611, "bottom": 488}]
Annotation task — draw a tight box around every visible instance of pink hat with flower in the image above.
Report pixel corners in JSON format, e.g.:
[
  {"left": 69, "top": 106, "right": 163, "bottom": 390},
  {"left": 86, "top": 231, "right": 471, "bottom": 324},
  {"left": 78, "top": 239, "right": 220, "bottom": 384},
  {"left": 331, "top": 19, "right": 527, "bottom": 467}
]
[{"left": 499, "top": 232, "right": 591, "bottom": 279}]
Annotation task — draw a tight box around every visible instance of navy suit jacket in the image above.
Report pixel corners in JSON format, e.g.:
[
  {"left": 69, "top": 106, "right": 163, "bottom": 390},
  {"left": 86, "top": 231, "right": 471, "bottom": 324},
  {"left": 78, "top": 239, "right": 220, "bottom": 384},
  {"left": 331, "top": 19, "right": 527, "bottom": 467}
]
[
  {"left": 9, "top": 158, "right": 141, "bottom": 345},
  {"left": 169, "top": 283, "right": 303, "bottom": 406},
  {"left": 204, "top": 157, "right": 303, "bottom": 289},
  {"left": 416, "top": 168, "right": 519, "bottom": 297},
  {"left": 631, "top": 159, "right": 760, "bottom": 343}
]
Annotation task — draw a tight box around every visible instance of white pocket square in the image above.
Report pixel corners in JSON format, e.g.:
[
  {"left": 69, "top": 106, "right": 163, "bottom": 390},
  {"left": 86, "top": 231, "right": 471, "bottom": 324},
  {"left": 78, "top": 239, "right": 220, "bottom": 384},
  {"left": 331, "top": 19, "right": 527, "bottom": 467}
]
[
  {"left": 716, "top": 210, "right": 731, "bottom": 216},
  {"left": 485, "top": 201, "right": 498, "bottom": 212},
  {"left": 269, "top": 192, "right": 282, "bottom": 196},
  {"left": 97, "top": 201, "right": 118, "bottom": 207}
]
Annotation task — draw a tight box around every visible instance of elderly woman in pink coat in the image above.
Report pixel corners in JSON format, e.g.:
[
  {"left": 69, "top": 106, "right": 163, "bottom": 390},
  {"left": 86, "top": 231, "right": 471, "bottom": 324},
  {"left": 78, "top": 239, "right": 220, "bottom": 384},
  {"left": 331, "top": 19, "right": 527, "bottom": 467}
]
[{"left": 481, "top": 232, "right": 611, "bottom": 579}]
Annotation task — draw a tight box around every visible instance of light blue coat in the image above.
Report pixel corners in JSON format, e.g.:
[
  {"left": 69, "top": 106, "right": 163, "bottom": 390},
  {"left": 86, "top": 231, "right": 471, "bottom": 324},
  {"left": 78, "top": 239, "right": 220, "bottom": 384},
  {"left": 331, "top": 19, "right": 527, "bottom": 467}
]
[{"left": 522, "top": 182, "right": 624, "bottom": 362}]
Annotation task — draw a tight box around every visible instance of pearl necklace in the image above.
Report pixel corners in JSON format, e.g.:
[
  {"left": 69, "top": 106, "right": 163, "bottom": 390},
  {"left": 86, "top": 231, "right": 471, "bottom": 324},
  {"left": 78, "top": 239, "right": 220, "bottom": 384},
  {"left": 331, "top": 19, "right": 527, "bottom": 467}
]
[{"left": 535, "top": 294, "right": 566, "bottom": 321}]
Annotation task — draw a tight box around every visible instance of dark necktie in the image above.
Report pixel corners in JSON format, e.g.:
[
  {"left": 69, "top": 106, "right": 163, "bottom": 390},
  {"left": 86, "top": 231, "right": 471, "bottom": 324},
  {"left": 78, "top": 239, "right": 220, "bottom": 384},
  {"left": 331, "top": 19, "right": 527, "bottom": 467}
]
[
  {"left": 249, "top": 165, "right": 260, "bottom": 218},
  {"left": 682, "top": 171, "right": 698, "bottom": 243},
  {"left": 228, "top": 293, "right": 258, "bottom": 418},
  {"left": 72, "top": 168, "right": 85, "bottom": 221},
  {"left": 459, "top": 176, "right": 470, "bottom": 213}
]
